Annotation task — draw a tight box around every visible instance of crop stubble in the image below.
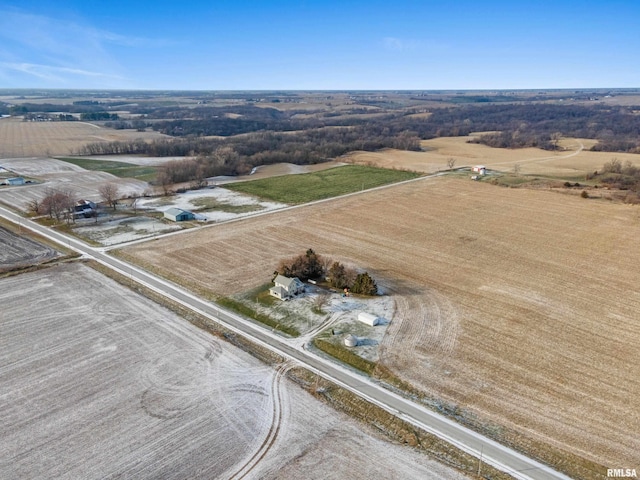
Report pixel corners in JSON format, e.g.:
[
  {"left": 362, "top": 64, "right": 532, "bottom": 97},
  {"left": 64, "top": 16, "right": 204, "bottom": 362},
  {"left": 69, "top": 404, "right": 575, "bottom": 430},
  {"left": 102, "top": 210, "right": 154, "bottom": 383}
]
[
  {"left": 123, "top": 177, "right": 640, "bottom": 467},
  {"left": 0, "top": 117, "right": 165, "bottom": 158}
]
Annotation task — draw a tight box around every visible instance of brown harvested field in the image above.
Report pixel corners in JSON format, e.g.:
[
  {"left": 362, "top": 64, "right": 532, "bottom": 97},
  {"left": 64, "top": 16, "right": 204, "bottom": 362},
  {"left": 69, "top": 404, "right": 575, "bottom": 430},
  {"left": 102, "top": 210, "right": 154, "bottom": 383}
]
[
  {"left": 0, "top": 116, "right": 166, "bottom": 157},
  {"left": 345, "top": 135, "right": 640, "bottom": 177},
  {"left": 0, "top": 263, "right": 467, "bottom": 480},
  {"left": 122, "top": 177, "right": 640, "bottom": 467}
]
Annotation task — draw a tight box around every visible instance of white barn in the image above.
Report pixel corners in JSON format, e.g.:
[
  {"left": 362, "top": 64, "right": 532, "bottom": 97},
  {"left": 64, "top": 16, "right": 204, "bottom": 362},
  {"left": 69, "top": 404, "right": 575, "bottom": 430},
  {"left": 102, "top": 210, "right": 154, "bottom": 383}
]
[
  {"left": 472, "top": 165, "right": 486, "bottom": 175},
  {"left": 358, "top": 312, "right": 379, "bottom": 326}
]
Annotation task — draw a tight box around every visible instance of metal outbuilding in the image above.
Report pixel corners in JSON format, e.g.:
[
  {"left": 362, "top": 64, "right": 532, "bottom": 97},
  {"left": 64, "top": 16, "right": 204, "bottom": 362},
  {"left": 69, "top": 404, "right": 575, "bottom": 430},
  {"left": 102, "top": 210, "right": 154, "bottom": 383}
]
[
  {"left": 358, "top": 312, "right": 379, "bottom": 326},
  {"left": 164, "top": 208, "right": 195, "bottom": 222}
]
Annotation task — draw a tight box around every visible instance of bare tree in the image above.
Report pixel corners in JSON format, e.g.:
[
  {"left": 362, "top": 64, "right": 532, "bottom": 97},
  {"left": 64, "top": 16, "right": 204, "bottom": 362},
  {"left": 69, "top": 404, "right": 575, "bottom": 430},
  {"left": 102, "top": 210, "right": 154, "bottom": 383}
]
[
  {"left": 313, "top": 293, "right": 330, "bottom": 314},
  {"left": 41, "top": 188, "right": 76, "bottom": 223},
  {"left": 513, "top": 163, "right": 521, "bottom": 175},
  {"left": 129, "top": 193, "right": 139, "bottom": 215},
  {"left": 446, "top": 157, "right": 456, "bottom": 169},
  {"left": 27, "top": 198, "right": 41, "bottom": 215},
  {"left": 99, "top": 183, "right": 120, "bottom": 210},
  {"left": 551, "top": 132, "right": 562, "bottom": 150}
]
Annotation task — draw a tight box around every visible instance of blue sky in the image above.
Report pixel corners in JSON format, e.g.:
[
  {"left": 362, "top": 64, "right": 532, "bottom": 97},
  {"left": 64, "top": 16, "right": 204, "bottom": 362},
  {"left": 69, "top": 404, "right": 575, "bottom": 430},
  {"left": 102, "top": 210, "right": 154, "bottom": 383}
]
[{"left": 0, "top": 1, "right": 638, "bottom": 90}]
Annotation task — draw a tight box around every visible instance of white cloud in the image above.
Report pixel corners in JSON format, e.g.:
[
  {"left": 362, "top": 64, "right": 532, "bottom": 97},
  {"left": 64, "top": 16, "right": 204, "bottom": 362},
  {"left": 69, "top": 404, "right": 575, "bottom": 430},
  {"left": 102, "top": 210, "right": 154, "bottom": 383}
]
[
  {"left": 0, "top": 62, "right": 125, "bottom": 83},
  {"left": 0, "top": 8, "right": 171, "bottom": 87}
]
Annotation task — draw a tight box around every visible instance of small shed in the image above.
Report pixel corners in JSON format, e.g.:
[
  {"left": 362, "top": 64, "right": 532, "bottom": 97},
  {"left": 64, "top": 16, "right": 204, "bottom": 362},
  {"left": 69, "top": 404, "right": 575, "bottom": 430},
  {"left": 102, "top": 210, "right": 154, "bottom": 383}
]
[
  {"left": 472, "top": 165, "right": 486, "bottom": 175},
  {"left": 164, "top": 208, "right": 195, "bottom": 222},
  {"left": 358, "top": 312, "right": 379, "bottom": 327},
  {"left": 6, "top": 177, "right": 25, "bottom": 185}
]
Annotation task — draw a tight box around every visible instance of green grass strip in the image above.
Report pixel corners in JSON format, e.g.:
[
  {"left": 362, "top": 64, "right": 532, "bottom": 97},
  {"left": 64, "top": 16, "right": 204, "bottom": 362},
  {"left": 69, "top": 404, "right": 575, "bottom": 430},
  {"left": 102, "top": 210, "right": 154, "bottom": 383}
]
[
  {"left": 56, "top": 157, "right": 158, "bottom": 181},
  {"left": 313, "top": 337, "right": 377, "bottom": 375},
  {"left": 225, "top": 165, "right": 420, "bottom": 204}
]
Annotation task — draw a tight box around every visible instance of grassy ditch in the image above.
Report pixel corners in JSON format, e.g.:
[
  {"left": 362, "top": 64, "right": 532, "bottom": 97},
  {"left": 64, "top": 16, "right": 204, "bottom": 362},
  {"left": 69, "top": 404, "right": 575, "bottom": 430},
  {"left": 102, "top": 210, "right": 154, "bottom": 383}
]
[
  {"left": 189, "top": 197, "right": 264, "bottom": 214},
  {"left": 217, "top": 296, "right": 300, "bottom": 337},
  {"left": 313, "top": 337, "right": 377, "bottom": 375},
  {"left": 56, "top": 157, "right": 158, "bottom": 181},
  {"left": 225, "top": 165, "right": 420, "bottom": 204}
]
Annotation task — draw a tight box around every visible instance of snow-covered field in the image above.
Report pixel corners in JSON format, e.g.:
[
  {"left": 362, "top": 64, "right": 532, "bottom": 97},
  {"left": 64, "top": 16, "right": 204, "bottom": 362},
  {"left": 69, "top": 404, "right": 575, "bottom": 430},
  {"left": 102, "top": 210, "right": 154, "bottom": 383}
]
[
  {"left": 0, "top": 263, "right": 466, "bottom": 480},
  {"left": 73, "top": 215, "right": 182, "bottom": 246},
  {"left": 137, "top": 187, "right": 287, "bottom": 222}
]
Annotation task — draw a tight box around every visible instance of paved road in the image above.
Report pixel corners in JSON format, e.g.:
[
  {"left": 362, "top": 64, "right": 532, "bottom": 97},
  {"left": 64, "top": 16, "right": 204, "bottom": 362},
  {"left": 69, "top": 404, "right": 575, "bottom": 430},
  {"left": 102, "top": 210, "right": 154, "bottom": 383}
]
[{"left": 0, "top": 206, "right": 573, "bottom": 480}]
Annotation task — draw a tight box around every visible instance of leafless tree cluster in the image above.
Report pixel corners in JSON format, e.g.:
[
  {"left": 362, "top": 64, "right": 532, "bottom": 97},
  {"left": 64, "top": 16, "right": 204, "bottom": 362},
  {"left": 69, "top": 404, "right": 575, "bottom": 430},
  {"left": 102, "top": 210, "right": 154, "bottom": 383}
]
[
  {"left": 98, "top": 183, "right": 120, "bottom": 210},
  {"left": 38, "top": 188, "right": 77, "bottom": 223}
]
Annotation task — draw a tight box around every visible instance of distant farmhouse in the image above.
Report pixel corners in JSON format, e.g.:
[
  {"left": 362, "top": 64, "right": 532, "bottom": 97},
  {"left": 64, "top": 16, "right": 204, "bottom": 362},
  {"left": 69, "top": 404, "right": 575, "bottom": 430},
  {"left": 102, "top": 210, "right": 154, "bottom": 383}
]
[
  {"left": 164, "top": 208, "right": 195, "bottom": 222},
  {"left": 270, "top": 274, "right": 305, "bottom": 301},
  {"left": 73, "top": 200, "right": 97, "bottom": 219}
]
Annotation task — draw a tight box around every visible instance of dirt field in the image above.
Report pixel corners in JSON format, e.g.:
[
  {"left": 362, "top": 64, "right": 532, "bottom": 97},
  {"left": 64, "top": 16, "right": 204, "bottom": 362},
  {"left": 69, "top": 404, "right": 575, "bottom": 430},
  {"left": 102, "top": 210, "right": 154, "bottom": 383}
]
[
  {"left": 0, "top": 263, "right": 467, "bottom": 480},
  {"left": 0, "top": 116, "right": 165, "bottom": 157},
  {"left": 345, "top": 135, "right": 640, "bottom": 177},
  {"left": 0, "top": 225, "right": 59, "bottom": 271},
  {"left": 122, "top": 176, "right": 640, "bottom": 467},
  {"left": 0, "top": 157, "right": 148, "bottom": 211}
]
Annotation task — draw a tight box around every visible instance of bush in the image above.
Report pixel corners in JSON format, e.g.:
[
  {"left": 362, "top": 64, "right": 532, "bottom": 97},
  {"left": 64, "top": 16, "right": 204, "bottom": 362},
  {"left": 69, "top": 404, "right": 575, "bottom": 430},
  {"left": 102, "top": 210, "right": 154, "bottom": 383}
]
[
  {"left": 350, "top": 272, "right": 378, "bottom": 296},
  {"left": 581, "top": 190, "right": 589, "bottom": 198}
]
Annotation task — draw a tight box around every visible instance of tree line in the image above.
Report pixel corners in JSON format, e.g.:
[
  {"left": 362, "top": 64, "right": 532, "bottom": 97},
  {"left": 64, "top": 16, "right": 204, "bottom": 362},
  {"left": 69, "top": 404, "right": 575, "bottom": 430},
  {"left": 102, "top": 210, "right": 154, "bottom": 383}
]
[
  {"left": 275, "top": 249, "right": 378, "bottom": 296},
  {"left": 79, "top": 126, "right": 421, "bottom": 183}
]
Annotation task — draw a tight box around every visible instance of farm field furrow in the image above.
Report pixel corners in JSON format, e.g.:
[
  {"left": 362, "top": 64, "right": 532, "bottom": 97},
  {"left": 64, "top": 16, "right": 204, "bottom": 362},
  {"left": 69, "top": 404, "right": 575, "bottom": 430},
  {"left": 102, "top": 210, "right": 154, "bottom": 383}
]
[
  {"left": 0, "top": 117, "right": 165, "bottom": 158},
  {"left": 0, "top": 225, "right": 59, "bottom": 271},
  {"left": 0, "top": 263, "right": 467, "bottom": 480},
  {"left": 121, "top": 176, "right": 640, "bottom": 467}
]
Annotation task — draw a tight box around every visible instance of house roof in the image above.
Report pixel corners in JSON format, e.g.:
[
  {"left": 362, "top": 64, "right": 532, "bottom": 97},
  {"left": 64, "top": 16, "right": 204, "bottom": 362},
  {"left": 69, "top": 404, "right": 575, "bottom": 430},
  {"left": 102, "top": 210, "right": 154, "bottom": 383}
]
[
  {"left": 269, "top": 286, "right": 289, "bottom": 298},
  {"left": 274, "top": 275, "right": 303, "bottom": 289}
]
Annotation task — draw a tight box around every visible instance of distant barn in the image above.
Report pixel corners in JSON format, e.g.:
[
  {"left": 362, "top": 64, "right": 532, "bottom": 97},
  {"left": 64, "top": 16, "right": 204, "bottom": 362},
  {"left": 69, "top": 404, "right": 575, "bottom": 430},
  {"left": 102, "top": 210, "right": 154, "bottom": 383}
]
[
  {"left": 5, "top": 177, "right": 25, "bottom": 186},
  {"left": 164, "top": 208, "right": 195, "bottom": 222}
]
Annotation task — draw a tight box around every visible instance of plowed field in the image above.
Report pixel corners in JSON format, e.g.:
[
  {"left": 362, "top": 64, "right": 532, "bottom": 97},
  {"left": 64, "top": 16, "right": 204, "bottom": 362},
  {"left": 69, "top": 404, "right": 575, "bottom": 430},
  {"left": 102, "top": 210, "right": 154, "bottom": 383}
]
[
  {"left": 0, "top": 225, "right": 59, "bottom": 271},
  {"left": 0, "top": 116, "right": 165, "bottom": 157},
  {"left": 122, "top": 177, "right": 640, "bottom": 467},
  {"left": 345, "top": 135, "right": 640, "bottom": 177}
]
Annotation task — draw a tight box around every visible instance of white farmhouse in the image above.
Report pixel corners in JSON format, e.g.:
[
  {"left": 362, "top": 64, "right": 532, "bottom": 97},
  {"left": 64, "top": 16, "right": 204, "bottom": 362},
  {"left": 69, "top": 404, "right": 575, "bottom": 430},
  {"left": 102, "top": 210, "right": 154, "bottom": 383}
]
[{"left": 269, "top": 274, "right": 305, "bottom": 301}]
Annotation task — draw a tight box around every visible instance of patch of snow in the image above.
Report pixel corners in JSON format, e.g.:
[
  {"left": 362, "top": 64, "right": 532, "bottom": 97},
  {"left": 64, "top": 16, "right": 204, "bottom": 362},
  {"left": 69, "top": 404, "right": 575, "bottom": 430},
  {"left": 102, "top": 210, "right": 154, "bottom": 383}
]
[
  {"left": 137, "top": 187, "right": 288, "bottom": 222},
  {"left": 73, "top": 216, "right": 181, "bottom": 246}
]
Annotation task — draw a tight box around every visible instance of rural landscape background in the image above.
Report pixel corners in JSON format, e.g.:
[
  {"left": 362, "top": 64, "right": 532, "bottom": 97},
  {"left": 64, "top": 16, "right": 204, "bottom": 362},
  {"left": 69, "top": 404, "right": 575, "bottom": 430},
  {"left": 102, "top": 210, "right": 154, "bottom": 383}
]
[
  {"left": 2, "top": 1, "right": 639, "bottom": 480},
  {"left": 1, "top": 88, "right": 638, "bottom": 480}
]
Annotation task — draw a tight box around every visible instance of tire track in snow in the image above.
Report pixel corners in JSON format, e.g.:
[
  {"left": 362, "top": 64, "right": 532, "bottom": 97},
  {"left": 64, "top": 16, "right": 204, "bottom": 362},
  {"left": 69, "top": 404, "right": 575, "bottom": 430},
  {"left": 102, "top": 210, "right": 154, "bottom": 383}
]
[{"left": 227, "top": 361, "right": 292, "bottom": 480}]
